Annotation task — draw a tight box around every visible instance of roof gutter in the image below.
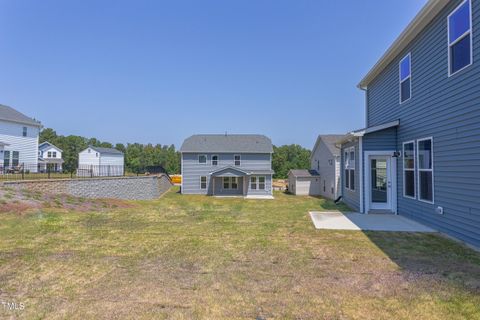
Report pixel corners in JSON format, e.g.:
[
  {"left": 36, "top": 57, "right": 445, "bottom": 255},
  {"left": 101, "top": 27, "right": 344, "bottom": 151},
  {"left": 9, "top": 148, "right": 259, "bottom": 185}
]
[{"left": 357, "top": 0, "right": 449, "bottom": 89}]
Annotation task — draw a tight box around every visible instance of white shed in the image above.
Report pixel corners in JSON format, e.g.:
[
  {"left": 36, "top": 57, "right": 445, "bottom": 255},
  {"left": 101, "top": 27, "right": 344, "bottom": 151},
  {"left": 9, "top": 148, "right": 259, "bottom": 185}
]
[
  {"left": 78, "top": 146, "right": 124, "bottom": 177},
  {"left": 288, "top": 170, "right": 321, "bottom": 196}
]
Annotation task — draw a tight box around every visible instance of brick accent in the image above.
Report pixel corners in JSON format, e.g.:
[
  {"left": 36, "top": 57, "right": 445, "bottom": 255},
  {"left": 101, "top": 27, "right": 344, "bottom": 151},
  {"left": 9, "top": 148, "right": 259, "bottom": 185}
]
[{"left": 3, "top": 174, "right": 173, "bottom": 200}]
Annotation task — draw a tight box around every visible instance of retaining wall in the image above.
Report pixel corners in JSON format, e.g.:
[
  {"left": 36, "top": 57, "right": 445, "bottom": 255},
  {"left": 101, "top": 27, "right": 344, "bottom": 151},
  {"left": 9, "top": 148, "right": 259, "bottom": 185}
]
[{"left": 3, "top": 174, "right": 173, "bottom": 200}]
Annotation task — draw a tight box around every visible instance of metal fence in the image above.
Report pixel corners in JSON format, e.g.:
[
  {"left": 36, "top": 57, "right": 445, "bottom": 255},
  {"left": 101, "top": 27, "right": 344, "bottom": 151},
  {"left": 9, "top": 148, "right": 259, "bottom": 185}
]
[{"left": 0, "top": 163, "right": 168, "bottom": 181}]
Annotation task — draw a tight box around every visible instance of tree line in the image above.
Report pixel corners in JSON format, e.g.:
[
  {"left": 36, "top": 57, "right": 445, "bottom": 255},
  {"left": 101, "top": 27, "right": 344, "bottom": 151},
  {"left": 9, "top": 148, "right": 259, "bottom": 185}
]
[{"left": 39, "top": 128, "right": 311, "bottom": 177}]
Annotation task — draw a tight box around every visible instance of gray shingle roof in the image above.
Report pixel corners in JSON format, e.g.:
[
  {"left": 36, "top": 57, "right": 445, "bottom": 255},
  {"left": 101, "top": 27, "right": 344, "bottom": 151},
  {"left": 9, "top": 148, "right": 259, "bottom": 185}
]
[
  {"left": 180, "top": 134, "right": 273, "bottom": 153},
  {"left": 0, "top": 104, "right": 41, "bottom": 127},
  {"left": 314, "top": 134, "right": 345, "bottom": 157},
  {"left": 289, "top": 169, "right": 319, "bottom": 178},
  {"left": 89, "top": 146, "right": 124, "bottom": 155}
]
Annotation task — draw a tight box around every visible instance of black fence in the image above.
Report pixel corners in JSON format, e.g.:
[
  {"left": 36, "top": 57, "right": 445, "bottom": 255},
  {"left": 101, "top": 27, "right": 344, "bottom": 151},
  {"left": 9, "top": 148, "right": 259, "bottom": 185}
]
[{"left": 0, "top": 163, "right": 167, "bottom": 181}]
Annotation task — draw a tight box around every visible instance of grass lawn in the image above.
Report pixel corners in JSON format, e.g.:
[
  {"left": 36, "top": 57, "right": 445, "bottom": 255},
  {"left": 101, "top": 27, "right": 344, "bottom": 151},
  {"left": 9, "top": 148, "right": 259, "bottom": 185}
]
[{"left": 1, "top": 187, "right": 480, "bottom": 319}]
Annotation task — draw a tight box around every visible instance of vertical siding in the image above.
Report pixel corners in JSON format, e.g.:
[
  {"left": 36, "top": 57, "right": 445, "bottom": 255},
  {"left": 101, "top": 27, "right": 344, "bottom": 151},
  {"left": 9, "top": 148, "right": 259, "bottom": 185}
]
[
  {"left": 365, "top": 0, "right": 480, "bottom": 246},
  {"left": 340, "top": 139, "right": 360, "bottom": 211},
  {"left": 181, "top": 153, "right": 272, "bottom": 195}
]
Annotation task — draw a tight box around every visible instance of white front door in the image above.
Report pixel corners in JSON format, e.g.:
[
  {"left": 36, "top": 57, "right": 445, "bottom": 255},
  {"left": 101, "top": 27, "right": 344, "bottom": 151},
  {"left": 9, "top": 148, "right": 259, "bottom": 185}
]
[{"left": 369, "top": 156, "right": 393, "bottom": 211}]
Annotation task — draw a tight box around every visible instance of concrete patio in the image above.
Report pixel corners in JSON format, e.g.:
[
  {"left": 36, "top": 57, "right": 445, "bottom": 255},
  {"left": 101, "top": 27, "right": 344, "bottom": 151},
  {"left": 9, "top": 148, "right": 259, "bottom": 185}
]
[{"left": 309, "top": 211, "right": 436, "bottom": 232}]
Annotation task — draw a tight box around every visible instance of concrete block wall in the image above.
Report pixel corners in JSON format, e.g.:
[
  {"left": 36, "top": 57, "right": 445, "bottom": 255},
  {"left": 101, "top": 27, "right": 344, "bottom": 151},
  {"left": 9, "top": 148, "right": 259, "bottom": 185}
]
[{"left": 3, "top": 174, "right": 173, "bottom": 200}]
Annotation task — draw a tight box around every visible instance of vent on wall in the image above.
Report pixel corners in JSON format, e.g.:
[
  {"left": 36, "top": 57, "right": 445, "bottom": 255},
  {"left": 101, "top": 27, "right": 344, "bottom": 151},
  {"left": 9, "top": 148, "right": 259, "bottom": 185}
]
[{"left": 435, "top": 206, "right": 444, "bottom": 215}]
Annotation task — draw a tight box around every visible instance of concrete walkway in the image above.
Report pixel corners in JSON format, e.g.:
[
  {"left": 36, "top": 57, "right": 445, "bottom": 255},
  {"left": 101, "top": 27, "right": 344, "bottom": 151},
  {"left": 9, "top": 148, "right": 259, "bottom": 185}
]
[{"left": 309, "top": 211, "right": 436, "bottom": 232}]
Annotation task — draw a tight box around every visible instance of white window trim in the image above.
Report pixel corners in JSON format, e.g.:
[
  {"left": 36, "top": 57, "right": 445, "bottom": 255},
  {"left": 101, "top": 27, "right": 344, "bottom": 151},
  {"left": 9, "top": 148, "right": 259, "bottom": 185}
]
[
  {"left": 399, "top": 53, "right": 412, "bottom": 104},
  {"left": 448, "top": 0, "right": 473, "bottom": 77},
  {"left": 200, "top": 176, "right": 207, "bottom": 189},
  {"left": 402, "top": 140, "right": 416, "bottom": 199},
  {"left": 211, "top": 155, "right": 218, "bottom": 166},
  {"left": 416, "top": 137, "right": 435, "bottom": 204},
  {"left": 234, "top": 154, "right": 241, "bottom": 166},
  {"left": 222, "top": 177, "right": 239, "bottom": 190},
  {"left": 345, "top": 147, "right": 355, "bottom": 191},
  {"left": 198, "top": 154, "right": 207, "bottom": 165},
  {"left": 258, "top": 176, "right": 266, "bottom": 190},
  {"left": 250, "top": 176, "right": 257, "bottom": 190}
]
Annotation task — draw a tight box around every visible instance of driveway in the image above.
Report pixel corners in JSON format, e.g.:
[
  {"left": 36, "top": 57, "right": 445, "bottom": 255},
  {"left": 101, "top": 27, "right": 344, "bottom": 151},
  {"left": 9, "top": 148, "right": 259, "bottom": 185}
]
[{"left": 309, "top": 211, "right": 436, "bottom": 232}]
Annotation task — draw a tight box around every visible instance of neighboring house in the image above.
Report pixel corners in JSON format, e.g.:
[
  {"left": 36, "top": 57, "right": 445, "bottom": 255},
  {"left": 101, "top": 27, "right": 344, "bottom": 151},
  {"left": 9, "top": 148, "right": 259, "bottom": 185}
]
[
  {"left": 78, "top": 146, "right": 124, "bottom": 177},
  {"left": 310, "top": 135, "right": 344, "bottom": 199},
  {"left": 0, "top": 104, "right": 42, "bottom": 173},
  {"left": 339, "top": 0, "right": 480, "bottom": 247},
  {"left": 38, "top": 141, "right": 64, "bottom": 172},
  {"left": 287, "top": 170, "right": 321, "bottom": 196},
  {"left": 180, "top": 134, "right": 274, "bottom": 198}
]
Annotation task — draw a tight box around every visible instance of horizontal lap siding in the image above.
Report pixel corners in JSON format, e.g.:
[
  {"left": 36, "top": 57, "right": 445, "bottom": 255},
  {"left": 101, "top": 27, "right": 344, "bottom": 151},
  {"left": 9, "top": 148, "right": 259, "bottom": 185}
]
[
  {"left": 366, "top": 0, "right": 480, "bottom": 246},
  {"left": 341, "top": 140, "right": 360, "bottom": 211},
  {"left": 182, "top": 153, "right": 272, "bottom": 195},
  {"left": 311, "top": 139, "right": 339, "bottom": 199},
  {"left": 0, "top": 120, "right": 40, "bottom": 168}
]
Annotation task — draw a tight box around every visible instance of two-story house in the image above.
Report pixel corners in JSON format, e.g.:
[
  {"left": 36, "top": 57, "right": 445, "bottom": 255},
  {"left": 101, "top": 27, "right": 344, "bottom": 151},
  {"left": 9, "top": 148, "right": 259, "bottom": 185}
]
[
  {"left": 180, "top": 134, "right": 274, "bottom": 198},
  {"left": 0, "top": 104, "right": 42, "bottom": 172},
  {"left": 38, "top": 141, "right": 64, "bottom": 172},
  {"left": 339, "top": 0, "right": 480, "bottom": 247}
]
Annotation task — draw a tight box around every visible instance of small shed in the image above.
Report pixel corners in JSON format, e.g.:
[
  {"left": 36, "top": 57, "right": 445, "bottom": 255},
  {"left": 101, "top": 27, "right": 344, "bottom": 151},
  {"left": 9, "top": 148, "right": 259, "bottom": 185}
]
[
  {"left": 78, "top": 146, "right": 124, "bottom": 177},
  {"left": 288, "top": 169, "right": 321, "bottom": 196}
]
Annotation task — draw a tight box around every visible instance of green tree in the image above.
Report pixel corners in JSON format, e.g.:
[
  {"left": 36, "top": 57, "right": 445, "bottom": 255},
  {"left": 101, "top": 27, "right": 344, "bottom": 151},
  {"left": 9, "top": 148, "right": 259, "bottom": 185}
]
[{"left": 272, "top": 144, "right": 311, "bottom": 179}]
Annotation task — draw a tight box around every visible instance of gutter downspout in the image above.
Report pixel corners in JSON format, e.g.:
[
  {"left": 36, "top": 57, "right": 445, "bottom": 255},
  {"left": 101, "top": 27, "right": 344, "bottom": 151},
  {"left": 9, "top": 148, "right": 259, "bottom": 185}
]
[{"left": 359, "top": 85, "right": 367, "bottom": 214}]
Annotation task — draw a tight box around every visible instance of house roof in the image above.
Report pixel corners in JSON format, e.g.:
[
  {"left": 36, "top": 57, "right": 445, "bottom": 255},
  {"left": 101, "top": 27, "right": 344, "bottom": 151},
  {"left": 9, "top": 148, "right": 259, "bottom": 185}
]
[
  {"left": 0, "top": 104, "right": 42, "bottom": 127},
  {"left": 312, "top": 134, "right": 345, "bottom": 157},
  {"left": 358, "top": 0, "right": 450, "bottom": 88},
  {"left": 289, "top": 169, "right": 319, "bottom": 178},
  {"left": 87, "top": 146, "right": 124, "bottom": 155},
  {"left": 180, "top": 134, "right": 273, "bottom": 153},
  {"left": 336, "top": 120, "right": 400, "bottom": 145},
  {"left": 39, "top": 141, "right": 63, "bottom": 152},
  {"left": 209, "top": 166, "right": 275, "bottom": 176}
]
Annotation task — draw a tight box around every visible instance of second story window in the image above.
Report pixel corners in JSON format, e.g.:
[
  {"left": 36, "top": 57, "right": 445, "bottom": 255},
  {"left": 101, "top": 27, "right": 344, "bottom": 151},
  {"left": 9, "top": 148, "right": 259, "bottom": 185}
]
[
  {"left": 212, "top": 155, "right": 218, "bottom": 166},
  {"left": 399, "top": 53, "right": 411, "bottom": 103},
  {"left": 22, "top": 127, "right": 27, "bottom": 137},
  {"left": 234, "top": 154, "right": 241, "bottom": 166},
  {"left": 47, "top": 151, "right": 52, "bottom": 158},
  {"left": 52, "top": 151, "right": 57, "bottom": 158},
  {"left": 198, "top": 155, "right": 207, "bottom": 164},
  {"left": 448, "top": 0, "right": 472, "bottom": 76}
]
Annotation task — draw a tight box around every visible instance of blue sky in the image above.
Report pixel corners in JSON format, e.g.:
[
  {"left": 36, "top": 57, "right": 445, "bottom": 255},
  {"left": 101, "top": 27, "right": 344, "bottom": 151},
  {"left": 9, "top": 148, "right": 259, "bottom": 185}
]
[{"left": 0, "top": 0, "right": 427, "bottom": 148}]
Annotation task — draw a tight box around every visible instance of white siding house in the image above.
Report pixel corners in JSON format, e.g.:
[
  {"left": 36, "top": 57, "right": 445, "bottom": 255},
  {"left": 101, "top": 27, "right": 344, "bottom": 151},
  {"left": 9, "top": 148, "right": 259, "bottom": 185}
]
[
  {"left": 0, "top": 104, "right": 42, "bottom": 173},
  {"left": 310, "top": 135, "right": 344, "bottom": 200},
  {"left": 78, "top": 146, "right": 124, "bottom": 177},
  {"left": 38, "top": 142, "right": 64, "bottom": 172}
]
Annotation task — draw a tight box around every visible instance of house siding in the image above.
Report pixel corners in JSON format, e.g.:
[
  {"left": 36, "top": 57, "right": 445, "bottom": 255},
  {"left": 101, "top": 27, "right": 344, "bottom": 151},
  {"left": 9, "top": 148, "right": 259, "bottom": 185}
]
[
  {"left": 181, "top": 153, "right": 272, "bottom": 196},
  {"left": 364, "top": 0, "right": 480, "bottom": 246},
  {"left": 340, "top": 139, "right": 360, "bottom": 211},
  {"left": 0, "top": 120, "right": 40, "bottom": 169},
  {"left": 311, "top": 139, "right": 340, "bottom": 199}
]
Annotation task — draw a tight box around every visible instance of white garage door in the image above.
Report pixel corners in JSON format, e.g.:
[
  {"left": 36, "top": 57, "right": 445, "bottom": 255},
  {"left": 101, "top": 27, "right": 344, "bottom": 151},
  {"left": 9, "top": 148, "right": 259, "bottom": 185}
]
[{"left": 296, "top": 178, "right": 321, "bottom": 195}]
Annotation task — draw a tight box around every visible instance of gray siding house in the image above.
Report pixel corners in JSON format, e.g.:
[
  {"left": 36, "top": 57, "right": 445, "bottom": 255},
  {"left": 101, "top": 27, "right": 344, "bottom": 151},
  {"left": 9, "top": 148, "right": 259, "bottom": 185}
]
[
  {"left": 340, "top": 0, "right": 480, "bottom": 247},
  {"left": 180, "top": 134, "right": 274, "bottom": 198}
]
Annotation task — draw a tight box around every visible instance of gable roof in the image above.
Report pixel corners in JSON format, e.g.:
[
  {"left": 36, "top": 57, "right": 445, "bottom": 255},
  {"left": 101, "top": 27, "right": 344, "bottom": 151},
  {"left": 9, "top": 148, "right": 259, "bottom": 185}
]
[
  {"left": 0, "top": 104, "right": 42, "bottom": 127},
  {"left": 180, "top": 134, "right": 273, "bottom": 153},
  {"left": 358, "top": 0, "right": 450, "bottom": 88},
  {"left": 86, "top": 146, "right": 124, "bottom": 155},
  {"left": 39, "top": 141, "right": 63, "bottom": 152},
  {"left": 289, "top": 169, "right": 319, "bottom": 178},
  {"left": 312, "top": 134, "right": 345, "bottom": 157}
]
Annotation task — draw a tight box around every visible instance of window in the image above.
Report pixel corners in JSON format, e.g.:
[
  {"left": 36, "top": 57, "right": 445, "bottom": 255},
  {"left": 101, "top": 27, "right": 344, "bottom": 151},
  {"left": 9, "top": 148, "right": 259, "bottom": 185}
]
[
  {"left": 399, "top": 53, "right": 411, "bottom": 103},
  {"left": 200, "top": 176, "right": 207, "bottom": 189},
  {"left": 223, "top": 177, "right": 230, "bottom": 189},
  {"left": 96, "top": 153, "right": 99, "bottom": 157},
  {"left": 258, "top": 176, "right": 265, "bottom": 190},
  {"left": 250, "top": 176, "right": 257, "bottom": 190},
  {"left": 403, "top": 141, "right": 416, "bottom": 198},
  {"left": 417, "top": 138, "right": 434, "bottom": 203},
  {"left": 234, "top": 154, "right": 241, "bottom": 166},
  {"left": 448, "top": 0, "right": 472, "bottom": 75},
  {"left": 317, "top": 160, "right": 320, "bottom": 171},
  {"left": 198, "top": 155, "right": 207, "bottom": 164},
  {"left": 231, "top": 177, "right": 238, "bottom": 189},
  {"left": 344, "top": 147, "right": 355, "bottom": 191},
  {"left": 22, "top": 127, "right": 27, "bottom": 137},
  {"left": 48, "top": 151, "right": 52, "bottom": 158},
  {"left": 52, "top": 151, "right": 57, "bottom": 158},
  {"left": 4, "top": 151, "right": 10, "bottom": 167},
  {"left": 12, "top": 151, "right": 19, "bottom": 167},
  {"left": 212, "top": 155, "right": 218, "bottom": 166}
]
